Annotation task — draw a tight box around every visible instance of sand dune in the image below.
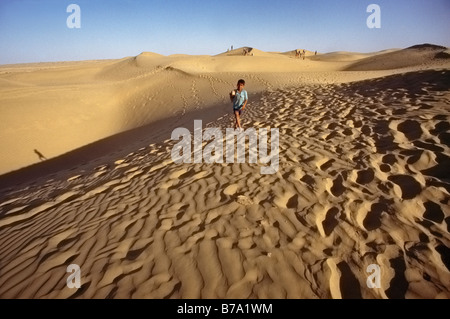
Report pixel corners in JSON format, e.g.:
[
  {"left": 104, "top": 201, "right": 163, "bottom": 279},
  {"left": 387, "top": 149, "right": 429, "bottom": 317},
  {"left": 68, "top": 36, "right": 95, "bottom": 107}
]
[
  {"left": 345, "top": 44, "right": 449, "bottom": 71},
  {"left": 2, "top": 45, "right": 447, "bottom": 176},
  {"left": 0, "top": 45, "right": 449, "bottom": 299},
  {"left": 311, "top": 51, "right": 386, "bottom": 62}
]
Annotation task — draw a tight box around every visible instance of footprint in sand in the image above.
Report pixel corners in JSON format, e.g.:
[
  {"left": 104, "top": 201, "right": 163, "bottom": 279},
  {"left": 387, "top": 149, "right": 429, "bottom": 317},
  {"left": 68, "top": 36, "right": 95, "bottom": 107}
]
[
  {"left": 321, "top": 207, "right": 340, "bottom": 237},
  {"left": 422, "top": 201, "right": 445, "bottom": 224},
  {"left": 355, "top": 169, "right": 375, "bottom": 185},
  {"left": 327, "top": 174, "right": 346, "bottom": 197},
  {"left": 388, "top": 175, "right": 422, "bottom": 200},
  {"left": 363, "top": 202, "right": 390, "bottom": 231},
  {"left": 316, "top": 157, "right": 333, "bottom": 171},
  {"left": 326, "top": 259, "right": 362, "bottom": 299},
  {"left": 272, "top": 188, "right": 299, "bottom": 209},
  {"left": 379, "top": 164, "right": 391, "bottom": 173},
  {"left": 397, "top": 119, "right": 423, "bottom": 141}
]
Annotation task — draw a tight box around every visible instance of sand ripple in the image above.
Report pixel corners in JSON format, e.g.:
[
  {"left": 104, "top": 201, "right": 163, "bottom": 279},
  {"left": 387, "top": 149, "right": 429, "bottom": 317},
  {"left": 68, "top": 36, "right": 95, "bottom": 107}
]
[{"left": 0, "top": 70, "right": 449, "bottom": 299}]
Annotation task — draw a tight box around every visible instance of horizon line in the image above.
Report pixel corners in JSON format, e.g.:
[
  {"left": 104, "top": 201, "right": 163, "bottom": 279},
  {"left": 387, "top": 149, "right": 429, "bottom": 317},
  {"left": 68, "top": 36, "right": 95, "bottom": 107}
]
[{"left": 1, "top": 42, "right": 448, "bottom": 67}]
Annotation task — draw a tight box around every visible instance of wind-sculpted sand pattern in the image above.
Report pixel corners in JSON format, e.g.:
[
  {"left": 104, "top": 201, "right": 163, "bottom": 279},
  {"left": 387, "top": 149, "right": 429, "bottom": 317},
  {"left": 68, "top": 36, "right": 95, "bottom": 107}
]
[{"left": 0, "top": 70, "right": 449, "bottom": 299}]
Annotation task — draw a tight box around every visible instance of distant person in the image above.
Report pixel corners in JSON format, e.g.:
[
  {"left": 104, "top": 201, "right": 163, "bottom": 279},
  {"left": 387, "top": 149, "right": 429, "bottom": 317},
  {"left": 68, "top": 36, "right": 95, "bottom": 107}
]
[
  {"left": 303, "top": 49, "right": 306, "bottom": 60},
  {"left": 229, "top": 79, "right": 248, "bottom": 129},
  {"left": 231, "top": 45, "right": 233, "bottom": 50},
  {"left": 315, "top": 51, "right": 317, "bottom": 55},
  {"left": 295, "top": 49, "right": 300, "bottom": 59}
]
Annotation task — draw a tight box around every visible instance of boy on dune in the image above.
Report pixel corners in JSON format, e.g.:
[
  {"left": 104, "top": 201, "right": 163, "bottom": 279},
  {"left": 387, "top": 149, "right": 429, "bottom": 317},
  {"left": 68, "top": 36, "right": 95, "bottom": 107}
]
[{"left": 229, "top": 79, "right": 248, "bottom": 129}]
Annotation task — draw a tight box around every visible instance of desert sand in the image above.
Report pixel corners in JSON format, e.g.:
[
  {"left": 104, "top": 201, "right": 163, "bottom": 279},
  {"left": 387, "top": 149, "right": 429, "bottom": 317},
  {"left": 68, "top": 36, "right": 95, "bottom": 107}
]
[{"left": 0, "top": 44, "right": 449, "bottom": 298}]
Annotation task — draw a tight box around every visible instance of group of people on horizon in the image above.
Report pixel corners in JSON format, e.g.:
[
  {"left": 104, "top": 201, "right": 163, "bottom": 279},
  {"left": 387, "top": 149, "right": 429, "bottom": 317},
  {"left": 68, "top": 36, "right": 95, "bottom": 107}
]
[
  {"left": 226, "top": 46, "right": 317, "bottom": 58},
  {"left": 295, "top": 49, "right": 318, "bottom": 59},
  {"left": 295, "top": 49, "right": 306, "bottom": 60}
]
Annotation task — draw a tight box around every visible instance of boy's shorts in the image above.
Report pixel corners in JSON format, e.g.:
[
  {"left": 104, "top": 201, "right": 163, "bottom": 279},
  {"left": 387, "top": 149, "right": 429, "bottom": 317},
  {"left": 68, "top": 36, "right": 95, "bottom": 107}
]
[{"left": 233, "top": 107, "right": 243, "bottom": 115}]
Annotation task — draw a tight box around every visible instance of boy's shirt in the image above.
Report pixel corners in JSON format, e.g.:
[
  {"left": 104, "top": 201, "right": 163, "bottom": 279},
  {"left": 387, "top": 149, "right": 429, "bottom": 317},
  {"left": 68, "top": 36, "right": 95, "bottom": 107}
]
[{"left": 233, "top": 90, "right": 248, "bottom": 110}]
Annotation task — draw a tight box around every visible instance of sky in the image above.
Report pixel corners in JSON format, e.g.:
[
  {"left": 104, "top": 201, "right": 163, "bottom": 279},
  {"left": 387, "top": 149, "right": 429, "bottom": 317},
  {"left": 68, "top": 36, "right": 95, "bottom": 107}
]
[{"left": 0, "top": 0, "right": 449, "bottom": 64}]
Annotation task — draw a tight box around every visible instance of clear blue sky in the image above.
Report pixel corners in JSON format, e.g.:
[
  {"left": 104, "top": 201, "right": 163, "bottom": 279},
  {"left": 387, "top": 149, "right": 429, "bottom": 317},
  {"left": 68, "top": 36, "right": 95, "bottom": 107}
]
[{"left": 0, "top": 0, "right": 449, "bottom": 64}]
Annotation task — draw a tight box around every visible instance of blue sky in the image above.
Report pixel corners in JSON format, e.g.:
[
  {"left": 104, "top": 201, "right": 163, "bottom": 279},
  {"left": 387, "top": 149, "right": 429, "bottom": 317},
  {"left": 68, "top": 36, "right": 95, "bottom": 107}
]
[{"left": 0, "top": 0, "right": 449, "bottom": 64}]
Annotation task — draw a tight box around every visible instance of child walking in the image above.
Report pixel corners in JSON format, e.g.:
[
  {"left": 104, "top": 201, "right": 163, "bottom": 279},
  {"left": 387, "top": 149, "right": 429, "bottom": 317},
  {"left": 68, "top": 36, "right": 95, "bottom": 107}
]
[{"left": 229, "top": 79, "right": 248, "bottom": 129}]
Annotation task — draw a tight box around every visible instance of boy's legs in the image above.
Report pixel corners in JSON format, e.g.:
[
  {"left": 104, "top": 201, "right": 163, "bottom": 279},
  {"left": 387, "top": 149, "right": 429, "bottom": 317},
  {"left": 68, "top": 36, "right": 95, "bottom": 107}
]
[{"left": 234, "top": 110, "right": 241, "bottom": 129}]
